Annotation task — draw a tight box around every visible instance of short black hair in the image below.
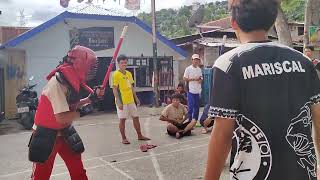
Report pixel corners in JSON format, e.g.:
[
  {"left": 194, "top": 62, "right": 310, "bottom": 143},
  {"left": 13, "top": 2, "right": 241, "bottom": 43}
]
[
  {"left": 305, "top": 46, "right": 314, "bottom": 51},
  {"left": 177, "top": 83, "right": 184, "bottom": 88},
  {"left": 171, "top": 93, "right": 184, "bottom": 101},
  {"left": 117, "top": 54, "right": 127, "bottom": 63},
  {"left": 230, "top": 0, "right": 279, "bottom": 32}
]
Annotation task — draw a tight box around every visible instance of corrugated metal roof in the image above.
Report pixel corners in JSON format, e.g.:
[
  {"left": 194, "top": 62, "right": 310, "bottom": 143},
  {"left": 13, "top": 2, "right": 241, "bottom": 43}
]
[
  {"left": 68, "top": 4, "right": 132, "bottom": 17},
  {"left": 195, "top": 37, "right": 240, "bottom": 48}
]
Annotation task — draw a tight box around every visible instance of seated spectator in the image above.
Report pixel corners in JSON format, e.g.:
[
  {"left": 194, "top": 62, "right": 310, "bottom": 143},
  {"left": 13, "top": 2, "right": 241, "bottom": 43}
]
[
  {"left": 159, "top": 93, "right": 195, "bottom": 139},
  {"left": 165, "top": 95, "right": 172, "bottom": 105},
  {"left": 199, "top": 104, "right": 214, "bottom": 134},
  {"left": 175, "top": 83, "right": 187, "bottom": 105}
]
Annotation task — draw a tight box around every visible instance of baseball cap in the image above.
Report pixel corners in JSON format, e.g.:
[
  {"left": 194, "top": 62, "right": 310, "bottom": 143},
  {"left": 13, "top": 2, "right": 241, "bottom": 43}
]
[{"left": 192, "top": 54, "right": 200, "bottom": 60}]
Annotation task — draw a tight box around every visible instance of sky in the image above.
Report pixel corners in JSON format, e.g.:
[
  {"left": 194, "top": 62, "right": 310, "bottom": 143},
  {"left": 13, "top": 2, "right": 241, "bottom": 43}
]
[{"left": 0, "top": 0, "right": 216, "bottom": 27}]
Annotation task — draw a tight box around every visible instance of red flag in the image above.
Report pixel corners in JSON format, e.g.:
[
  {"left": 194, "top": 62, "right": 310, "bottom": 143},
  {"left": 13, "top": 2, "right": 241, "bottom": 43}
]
[
  {"left": 125, "top": 0, "right": 140, "bottom": 10},
  {"left": 60, "top": 0, "right": 70, "bottom": 8}
]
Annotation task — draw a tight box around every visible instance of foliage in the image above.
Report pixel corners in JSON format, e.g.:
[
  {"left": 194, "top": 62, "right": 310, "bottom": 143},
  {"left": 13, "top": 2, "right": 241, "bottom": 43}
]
[
  {"left": 137, "top": 1, "right": 228, "bottom": 39},
  {"left": 137, "top": 0, "right": 306, "bottom": 39},
  {"left": 281, "top": 0, "right": 305, "bottom": 22}
]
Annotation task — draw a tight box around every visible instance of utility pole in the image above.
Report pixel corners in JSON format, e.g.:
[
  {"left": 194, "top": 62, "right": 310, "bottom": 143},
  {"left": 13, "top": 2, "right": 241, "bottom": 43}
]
[{"left": 151, "top": 0, "right": 159, "bottom": 107}]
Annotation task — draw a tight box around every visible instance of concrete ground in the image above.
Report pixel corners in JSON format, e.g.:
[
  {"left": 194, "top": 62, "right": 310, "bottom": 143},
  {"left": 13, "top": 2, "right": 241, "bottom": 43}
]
[{"left": 0, "top": 107, "right": 229, "bottom": 180}]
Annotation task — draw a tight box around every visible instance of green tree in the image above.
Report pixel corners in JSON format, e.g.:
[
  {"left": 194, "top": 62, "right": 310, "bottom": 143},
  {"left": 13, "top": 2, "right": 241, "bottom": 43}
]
[
  {"left": 137, "top": 1, "right": 229, "bottom": 38},
  {"left": 281, "top": 0, "right": 305, "bottom": 22},
  {"left": 135, "top": 0, "right": 313, "bottom": 39}
]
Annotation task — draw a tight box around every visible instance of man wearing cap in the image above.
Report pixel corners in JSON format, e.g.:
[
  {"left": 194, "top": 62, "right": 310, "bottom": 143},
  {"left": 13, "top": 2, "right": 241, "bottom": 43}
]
[{"left": 182, "top": 54, "right": 203, "bottom": 138}]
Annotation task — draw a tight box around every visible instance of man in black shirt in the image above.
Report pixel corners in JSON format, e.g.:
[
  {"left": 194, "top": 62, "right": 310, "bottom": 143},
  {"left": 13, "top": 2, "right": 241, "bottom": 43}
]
[{"left": 205, "top": 0, "right": 320, "bottom": 180}]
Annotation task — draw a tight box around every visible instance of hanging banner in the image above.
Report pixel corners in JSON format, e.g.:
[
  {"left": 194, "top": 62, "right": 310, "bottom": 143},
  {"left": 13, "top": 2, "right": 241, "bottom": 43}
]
[
  {"left": 125, "top": 0, "right": 141, "bottom": 10},
  {"left": 60, "top": 0, "right": 70, "bottom": 8},
  {"left": 70, "top": 27, "right": 115, "bottom": 51},
  {"left": 309, "top": 26, "right": 320, "bottom": 50}
]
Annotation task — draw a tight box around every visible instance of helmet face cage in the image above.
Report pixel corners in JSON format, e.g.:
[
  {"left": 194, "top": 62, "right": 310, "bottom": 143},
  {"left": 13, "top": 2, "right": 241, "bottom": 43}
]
[
  {"left": 67, "top": 46, "right": 98, "bottom": 82},
  {"left": 86, "top": 60, "right": 98, "bottom": 82}
]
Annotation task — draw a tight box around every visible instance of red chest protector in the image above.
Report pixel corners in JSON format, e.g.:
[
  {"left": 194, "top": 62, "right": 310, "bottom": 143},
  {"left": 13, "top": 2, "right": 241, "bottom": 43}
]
[
  {"left": 34, "top": 95, "right": 67, "bottom": 129},
  {"left": 34, "top": 64, "right": 82, "bottom": 130}
]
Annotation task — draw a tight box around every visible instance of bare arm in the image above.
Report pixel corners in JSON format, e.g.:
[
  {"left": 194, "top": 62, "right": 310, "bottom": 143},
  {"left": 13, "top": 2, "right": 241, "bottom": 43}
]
[
  {"left": 205, "top": 118, "right": 235, "bottom": 180},
  {"left": 159, "top": 115, "right": 180, "bottom": 126},
  {"left": 77, "top": 97, "right": 91, "bottom": 107},
  {"left": 183, "top": 113, "right": 189, "bottom": 121},
  {"left": 198, "top": 76, "right": 203, "bottom": 83},
  {"left": 311, "top": 104, "right": 320, "bottom": 162},
  {"left": 55, "top": 111, "right": 80, "bottom": 126},
  {"left": 132, "top": 87, "right": 140, "bottom": 105},
  {"left": 183, "top": 77, "right": 195, "bottom": 82},
  {"left": 112, "top": 86, "right": 123, "bottom": 109}
]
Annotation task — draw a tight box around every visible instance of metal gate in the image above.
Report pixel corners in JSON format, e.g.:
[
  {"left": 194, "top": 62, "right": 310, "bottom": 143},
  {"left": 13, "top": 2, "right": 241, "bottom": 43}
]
[
  {"left": 201, "top": 68, "right": 213, "bottom": 105},
  {"left": 0, "top": 68, "right": 4, "bottom": 113}
]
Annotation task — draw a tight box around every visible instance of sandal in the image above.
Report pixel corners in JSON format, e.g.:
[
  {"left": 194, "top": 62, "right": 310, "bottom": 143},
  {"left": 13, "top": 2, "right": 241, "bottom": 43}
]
[
  {"left": 140, "top": 144, "right": 148, "bottom": 152},
  {"left": 146, "top": 144, "right": 157, "bottom": 149},
  {"left": 201, "top": 128, "right": 208, "bottom": 134},
  {"left": 122, "top": 139, "right": 131, "bottom": 144}
]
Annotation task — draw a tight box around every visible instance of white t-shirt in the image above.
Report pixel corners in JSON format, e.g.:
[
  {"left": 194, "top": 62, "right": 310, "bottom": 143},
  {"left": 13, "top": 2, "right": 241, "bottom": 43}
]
[
  {"left": 42, "top": 76, "right": 69, "bottom": 114},
  {"left": 183, "top": 65, "right": 202, "bottom": 94}
]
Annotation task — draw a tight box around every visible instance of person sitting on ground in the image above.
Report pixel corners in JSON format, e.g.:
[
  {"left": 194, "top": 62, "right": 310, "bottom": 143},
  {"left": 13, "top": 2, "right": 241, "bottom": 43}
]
[
  {"left": 175, "top": 83, "right": 187, "bottom": 105},
  {"left": 199, "top": 104, "right": 214, "bottom": 134},
  {"left": 159, "top": 93, "right": 195, "bottom": 139},
  {"left": 165, "top": 95, "right": 172, "bottom": 105}
]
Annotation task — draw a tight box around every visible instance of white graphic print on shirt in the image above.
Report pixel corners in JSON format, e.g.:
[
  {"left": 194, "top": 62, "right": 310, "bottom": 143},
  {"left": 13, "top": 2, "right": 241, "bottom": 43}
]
[
  {"left": 231, "top": 115, "right": 272, "bottom": 180},
  {"left": 285, "top": 102, "right": 317, "bottom": 180}
]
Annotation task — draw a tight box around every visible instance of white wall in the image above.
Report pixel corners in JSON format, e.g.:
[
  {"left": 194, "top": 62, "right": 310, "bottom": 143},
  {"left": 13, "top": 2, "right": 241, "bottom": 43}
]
[{"left": 15, "top": 18, "right": 186, "bottom": 93}]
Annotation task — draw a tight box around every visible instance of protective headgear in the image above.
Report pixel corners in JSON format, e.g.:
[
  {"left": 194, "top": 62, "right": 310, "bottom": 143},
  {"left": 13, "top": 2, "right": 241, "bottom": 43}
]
[
  {"left": 47, "top": 46, "right": 97, "bottom": 93},
  {"left": 67, "top": 46, "right": 97, "bottom": 82}
]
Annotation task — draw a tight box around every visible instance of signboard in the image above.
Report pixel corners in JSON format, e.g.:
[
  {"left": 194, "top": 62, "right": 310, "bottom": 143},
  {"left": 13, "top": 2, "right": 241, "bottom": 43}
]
[
  {"left": 125, "top": 0, "right": 140, "bottom": 10},
  {"left": 309, "top": 26, "right": 320, "bottom": 50},
  {"left": 70, "top": 27, "right": 115, "bottom": 51}
]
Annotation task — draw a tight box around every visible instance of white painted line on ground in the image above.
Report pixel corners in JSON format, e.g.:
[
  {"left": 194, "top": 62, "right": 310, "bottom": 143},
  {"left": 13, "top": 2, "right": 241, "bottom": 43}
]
[
  {"left": 50, "top": 143, "right": 207, "bottom": 177},
  {"left": 0, "top": 131, "right": 31, "bottom": 137},
  {"left": 113, "top": 144, "right": 207, "bottom": 165},
  {"left": 50, "top": 158, "right": 136, "bottom": 179},
  {"left": 0, "top": 135, "right": 209, "bottom": 177},
  {"left": 78, "top": 122, "right": 110, "bottom": 127},
  {"left": 0, "top": 169, "right": 32, "bottom": 178},
  {"left": 145, "top": 117, "right": 165, "bottom": 180},
  {"left": 99, "top": 158, "right": 135, "bottom": 180}
]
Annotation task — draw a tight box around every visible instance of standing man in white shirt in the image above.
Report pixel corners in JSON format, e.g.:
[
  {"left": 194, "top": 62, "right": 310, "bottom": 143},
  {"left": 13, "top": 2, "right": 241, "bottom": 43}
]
[{"left": 183, "top": 54, "right": 203, "bottom": 137}]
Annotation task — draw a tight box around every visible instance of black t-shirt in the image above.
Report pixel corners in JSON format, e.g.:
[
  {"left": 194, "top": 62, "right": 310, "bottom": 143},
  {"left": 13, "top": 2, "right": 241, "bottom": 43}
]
[{"left": 209, "top": 41, "right": 320, "bottom": 180}]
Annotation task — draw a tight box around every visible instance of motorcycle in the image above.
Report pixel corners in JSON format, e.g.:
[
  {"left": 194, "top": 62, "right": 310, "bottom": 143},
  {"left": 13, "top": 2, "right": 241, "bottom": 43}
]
[{"left": 16, "top": 76, "right": 38, "bottom": 130}]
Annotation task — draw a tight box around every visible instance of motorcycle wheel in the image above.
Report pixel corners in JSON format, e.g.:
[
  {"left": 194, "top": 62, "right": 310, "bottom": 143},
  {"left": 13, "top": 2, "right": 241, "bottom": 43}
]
[{"left": 20, "top": 111, "right": 34, "bottom": 130}]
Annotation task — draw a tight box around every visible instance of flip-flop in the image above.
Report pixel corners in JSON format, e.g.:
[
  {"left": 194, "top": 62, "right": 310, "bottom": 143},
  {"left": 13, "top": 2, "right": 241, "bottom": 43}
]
[
  {"left": 140, "top": 144, "right": 148, "bottom": 152},
  {"left": 201, "top": 128, "right": 208, "bottom": 134},
  {"left": 146, "top": 144, "right": 157, "bottom": 149},
  {"left": 138, "top": 137, "right": 151, "bottom": 141},
  {"left": 122, "top": 139, "right": 131, "bottom": 144}
]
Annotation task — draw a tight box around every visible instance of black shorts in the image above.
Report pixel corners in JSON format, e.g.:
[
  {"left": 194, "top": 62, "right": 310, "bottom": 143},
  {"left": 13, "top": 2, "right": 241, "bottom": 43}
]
[{"left": 167, "top": 121, "right": 192, "bottom": 136}]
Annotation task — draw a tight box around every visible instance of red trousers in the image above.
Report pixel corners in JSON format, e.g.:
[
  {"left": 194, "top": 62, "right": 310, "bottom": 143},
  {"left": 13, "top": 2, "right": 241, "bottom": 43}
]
[{"left": 30, "top": 136, "right": 88, "bottom": 180}]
